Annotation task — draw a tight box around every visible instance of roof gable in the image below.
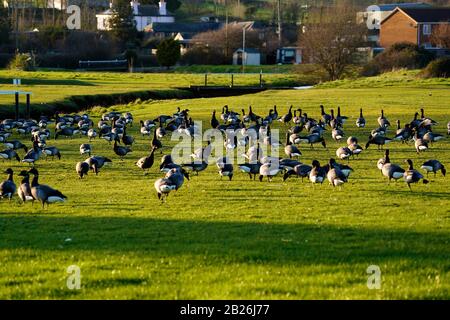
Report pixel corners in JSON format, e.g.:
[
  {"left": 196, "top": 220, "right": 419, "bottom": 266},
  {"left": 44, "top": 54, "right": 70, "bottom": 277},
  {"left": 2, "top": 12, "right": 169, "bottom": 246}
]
[{"left": 382, "top": 7, "right": 450, "bottom": 24}]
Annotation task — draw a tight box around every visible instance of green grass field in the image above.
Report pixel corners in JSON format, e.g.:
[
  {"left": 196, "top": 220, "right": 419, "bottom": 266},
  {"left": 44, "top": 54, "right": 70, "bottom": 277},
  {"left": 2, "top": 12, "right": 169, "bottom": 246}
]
[{"left": 0, "top": 71, "right": 449, "bottom": 299}]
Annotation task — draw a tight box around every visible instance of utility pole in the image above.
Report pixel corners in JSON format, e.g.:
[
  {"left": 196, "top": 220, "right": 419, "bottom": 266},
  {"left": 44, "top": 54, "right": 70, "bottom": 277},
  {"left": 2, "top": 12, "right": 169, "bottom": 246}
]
[
  {"left": 225, "top": 0, "right": 229, "bottom": 60},
  {"left": 277, "top": 0, "right": 282, "bottom": 48},
  {"left": 242, "top": 26, "right": 246, "bottom": 73}
]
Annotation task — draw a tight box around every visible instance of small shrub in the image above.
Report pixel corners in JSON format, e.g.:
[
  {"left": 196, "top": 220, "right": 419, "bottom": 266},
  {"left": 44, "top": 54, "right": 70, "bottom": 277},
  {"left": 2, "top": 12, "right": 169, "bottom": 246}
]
[
  {"left": 8, "top": 53, "right": 35, "bottom": 71},
  {"left": 421, "top": 57, "right": 450, "bottom": 78},
  {"left": 361, "top": 42, "right": 435, "bottom": 76}
]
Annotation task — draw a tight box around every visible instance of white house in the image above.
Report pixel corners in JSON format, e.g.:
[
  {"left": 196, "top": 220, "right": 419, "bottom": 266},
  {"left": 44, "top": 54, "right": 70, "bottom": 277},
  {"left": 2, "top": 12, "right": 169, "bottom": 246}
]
[
  {"left": 233, "top": 48, "right": 261, "bottom": 66},
  {"left": 96, "top": 0, "right": 174, "bottom": 32}
]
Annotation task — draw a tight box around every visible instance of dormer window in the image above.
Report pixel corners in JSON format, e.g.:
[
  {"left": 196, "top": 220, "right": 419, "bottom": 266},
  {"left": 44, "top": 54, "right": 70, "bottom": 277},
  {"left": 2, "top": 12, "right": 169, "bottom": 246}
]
[{"left": 423, "top": 24, "right": 431, "bottom": 35}]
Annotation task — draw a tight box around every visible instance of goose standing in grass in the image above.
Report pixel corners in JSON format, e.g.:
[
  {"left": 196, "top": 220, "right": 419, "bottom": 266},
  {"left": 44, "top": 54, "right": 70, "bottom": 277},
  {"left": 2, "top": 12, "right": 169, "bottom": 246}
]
[
  {"left": 279, "top": 106, "right": 293, "bottom": 125},
  {"left": 336, "top": 146, "right": 353, "bottom": 161},
  {"left": 76, "top": 161, "right": 90, "bottom": 179},
  {"left": 284, "top": 133, "right": 302, "bottom": 159},
  {"left": 394, "top": 123, "right": 413, "bottom": 143},
  {"left": 139, "top": 120, "right": 152, "bottom": 136},
  {"left": 309, "top": 160, "right": 326, "bottom": 185},
  {"left": 151, "top": 127, "right": 163, "bottom": 151},
  {"left": 55, "top": 127, "right": 79, "bottom": 139},
  {"left": 404, "top": 159, "right": 429, "bottom": 191},
  {"left": 28, "top": 168, "right": 67, "bottom": 208},
  {"left": 414, "top": 134, "right": 428, "bottom": 154},
  {"left": 329, "top": 158, "right": 353, "bottom": 178},
  {"left": 380, "top": 150, "right": 405, "bottom": 184},
  {"left": 136, "top": 147, "right": 156, "bottom": 174},
  {"left": 87, "top": 129, "right": 97, "bottom": 141},
  {"left": 259, "top": 161, "right": 282, "bottom": 182},
  {"left": 347, "top": 137, "right": 363, "bottom": 158},
  {"left": 297, "top": 134, "right": 327, "bottom": 149},
  {"left": 155, "top": 167, "right": 190, "bottom": 201},
  {"left": 327, "top": 159, "right": 348, "bottom": 188},
  {"left": 423, "top": 131, "right": 444, "bottom": 144},
  {"left": 80, "top": 143, "right": 92, "bottom": 156},
  {"left": 122, "top": 126, "right": 134, "bottom": 146},
  {"left": 378, "top": 110, "right": 390, "bottom": 128},
  {"left": 217, "top": 157, "right": 234, "bottom": 181},
  {"left": 85, "top": 156, "right": 111, "bottom": 175},
  {"left": 0, "top": 168, "right": 16, "bottom": 201},
  {"left": 336, "top": 107, "right": 348, "bottom": 126},
  {"left": 17, "top": 170, "right": 33, "bottom": 203},
  {"left": 283, "top": 164, "right": 312, "bottom": 182},
  {"left": 4, "top": 140, "right": 28, "bottom": 152},
  {"left": 332, "top": 127, "right": 345, "bottom": 142},
  {"left": 160, "top": 154, "right": 181, "bottom": 172},
  {"left": 156, "top": 117, "right": 167, "bottom": 139},
  {"left": 22, "top": 139, "right": 42, "bottom": 165},
  {"left": 181, "top": 161, "right": 208, "bottom": 175},
  {"left": 211, "top": 111, "right": 220, "bottom": 129},
  {"left": 43, "top": 146, "right": 61, "bottom": 160},
  {"left": 320, "top": 105, "right": 331, "bottom": 125},
  {"left": 356, "top": 108, "right": 366, "bottom": 128},
  {"left": 421, "top": 160, "right": 446, "bottom": 177},
  {"left": 447, "top": 121, "right": 450, "bottom": 135},
  {"left": 113, "top": 140, "right": 132, "bottom": 160},
  {"left": 0, "top": 149, "right": 21, "bottom": 162},
  {"left": 365, "top": 135, "right": 392, "bottom": 150}
]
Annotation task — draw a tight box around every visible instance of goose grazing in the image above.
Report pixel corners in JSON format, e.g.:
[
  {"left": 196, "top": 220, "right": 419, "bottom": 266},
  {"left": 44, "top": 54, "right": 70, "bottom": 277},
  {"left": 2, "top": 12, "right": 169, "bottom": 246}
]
[
  {"left": 329, "top": 109, "right": 338, "bottom": 129},
  {"left": 336, "top": 147, "right": 353, "bottom": 161},
  {"left": 4, "top": 139, "right": 28, "bottom": 152},
  {"left": 0, "top": 149, "right": 21, "bottom": 162},
  {"left": 421, "top": 160, "right": 446, "bottom": 177},
  {"left": 76, "top": 161, "right": 90, "bottom": 179},
  {"left": 279, "top": 106, "right": 293, "bottom": 125},
  {"left": 309, "top": 160, "right": 326, "bottom": 185},
  {"left": 329, "top": 158, "right": 353, "bottom": 178},
  {"left": 87, "top": 129, "right": 97, "bottom": 141},
  {"left": 113, "top": 140, "right": 132, "bottom": 160},
  {"left": 378, "top": 110, "right": 390, "bottom": 128},
  {"left": 211, "top": 110, "right": 220, "bottom": 129},
  {"left": 0, "top": 168, "right": 16, "bottom": 201},
  {"left": 356, "top": 108, "right": 366, "bottom": 128},
  {"left": 139, "top": 120, "right": 152, "bottom": 136},
  {"left": 160, "top": 154, "right": 180, "bottom": 172},
  {"left": 154, "top": 178, "right": 175, "bottom": 202},
  {"left": 414, "top": 135, "right": 428, "bottom": 154},
  {"left": 332, "top": 127, "right": 345, "bottom": 142},
  {"left": 85, "top": 156, "right": 111, "bottom": 175},
  {"left": 403, "top": 159, "right": 429, "bottom": 191},
  {"left": 419, "top": 108, "right": 437, "bottom": 127},
  {"left": 283, "top": 164, "right": 312, "bottom": 182},
  {"left": 380, "top": 150, "right": 405, "bottom": 183},
  {"left": 191, "top": 140, "right": 212, "bottom": 162},
  {"left": 122, "top": 126, "right": 134, "bottom": 146},
  {"left": 80, "top": 143, "right": 92, "bottom": 156},
  {"left": 394, "top": 122, "right": 413, "bottom": 143},
  {"left": 320, "top": 105, "right": 331, "bottom": 124},
  {"left": 43, "top": 146, "right": 61, "bottom": 160},
  {"left": 347, "top": 137, "right": 363, "bottom": 158},
  {"left": 259, "top": 161, "right": 282, "bottom": 182},
  {"left": 17, "top": 170, "right": 33, "bottom": 202},
  {"left": 136, "top": 147, "right": 156, "bottom": 174},
  {"left": 327, "top": 159, "right": 348, "bottom": 188},
  {"left": 55, "top": 127, "right": 79, "bottom": 139},
  {"left": 365, "top": 136, "right": 392, "bottom": 150},
  {"left": 217, "top": 157, "right": 234, "bottom": 181},
  {"left": 422, "top": 131, "right": 444, "bottom": 144},
  {"left": 28, "top": 168, "right": 67, "bottom": 208},
  {"left": 181, "top": 161, "right": 208, "bottom": 175},
  {"left": 284, "top": 133, "right": 302, "bottom": 159},
  {"left": 297, "top": 134, "right": 327, "bottom": 149}
]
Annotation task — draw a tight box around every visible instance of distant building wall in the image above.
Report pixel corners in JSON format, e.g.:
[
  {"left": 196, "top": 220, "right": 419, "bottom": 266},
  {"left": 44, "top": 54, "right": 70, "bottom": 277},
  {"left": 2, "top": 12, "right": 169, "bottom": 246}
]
[{"left": 380, "top": 11, "right": 418, "bottom": 48}]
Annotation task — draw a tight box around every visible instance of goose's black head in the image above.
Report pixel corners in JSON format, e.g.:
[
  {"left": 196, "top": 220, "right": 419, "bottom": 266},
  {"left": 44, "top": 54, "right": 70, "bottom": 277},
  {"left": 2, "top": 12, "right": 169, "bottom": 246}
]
[
  {"left": 28, "top": 168, "right": 39, "bottom": 176},
  {"left": 181, "top": 168, "right": 190, "bottom": 181},
  {"left": 4, "top": 168, "right": 13, "bottom": 175},
  {"left": 405, "top": 159, "right": 414, "bottom": 169},
  {"left": 18, "top": 170, "right": 29, "bottom": 177},
  {"left": 312, "top": 160, "right": 320, "bottom": 168}
]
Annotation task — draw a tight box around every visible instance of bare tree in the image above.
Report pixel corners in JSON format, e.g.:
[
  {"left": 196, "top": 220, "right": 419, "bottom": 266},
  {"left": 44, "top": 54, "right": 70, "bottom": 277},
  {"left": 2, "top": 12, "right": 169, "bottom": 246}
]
[
  {"left": 299, "top": 8, "right": 366, "bottom": 80},
  {"left": 431, "top": 24, "right": 450, "bottom": 49}
]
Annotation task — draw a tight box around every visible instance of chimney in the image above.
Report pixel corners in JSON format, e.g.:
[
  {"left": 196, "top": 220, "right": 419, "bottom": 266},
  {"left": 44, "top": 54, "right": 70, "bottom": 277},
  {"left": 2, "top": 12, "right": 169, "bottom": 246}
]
[
  {"left": 130, "top": 0, "right": 139, "bottom": 15},
  {"left": 159, "top": 0, "right": 167, "bottom": 16}
]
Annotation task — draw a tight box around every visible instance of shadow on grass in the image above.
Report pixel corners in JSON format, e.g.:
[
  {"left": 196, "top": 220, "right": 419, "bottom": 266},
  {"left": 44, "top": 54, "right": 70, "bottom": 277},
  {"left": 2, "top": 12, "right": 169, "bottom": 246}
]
[{"left": 0, "top": 216, "right": 448, "bottom": 266}]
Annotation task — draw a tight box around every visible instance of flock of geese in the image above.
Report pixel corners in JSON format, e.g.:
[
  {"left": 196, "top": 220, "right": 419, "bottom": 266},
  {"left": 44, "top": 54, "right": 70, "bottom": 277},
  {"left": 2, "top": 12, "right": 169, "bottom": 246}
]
[{"left": 0, "top": 105, "right": 448, "bottom": 205}]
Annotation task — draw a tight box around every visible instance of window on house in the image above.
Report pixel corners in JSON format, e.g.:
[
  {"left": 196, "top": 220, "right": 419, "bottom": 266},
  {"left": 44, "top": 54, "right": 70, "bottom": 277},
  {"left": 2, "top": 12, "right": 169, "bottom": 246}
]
[{"left": 423, "top": 24, "right": 431, "bottom": 35}]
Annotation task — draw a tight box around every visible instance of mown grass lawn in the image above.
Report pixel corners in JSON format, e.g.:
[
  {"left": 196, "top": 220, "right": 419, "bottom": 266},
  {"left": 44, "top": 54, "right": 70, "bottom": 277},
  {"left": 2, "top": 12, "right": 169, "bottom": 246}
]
[{"left": 0, "top": 72, "right": 449, "bottom": 299}]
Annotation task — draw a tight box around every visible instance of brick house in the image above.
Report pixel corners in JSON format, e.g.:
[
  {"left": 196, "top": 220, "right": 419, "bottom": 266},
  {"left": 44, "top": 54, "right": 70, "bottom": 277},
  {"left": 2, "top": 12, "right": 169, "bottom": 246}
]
[{"left": 380, "top": 7, "right": 450, "bottom": 49}]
